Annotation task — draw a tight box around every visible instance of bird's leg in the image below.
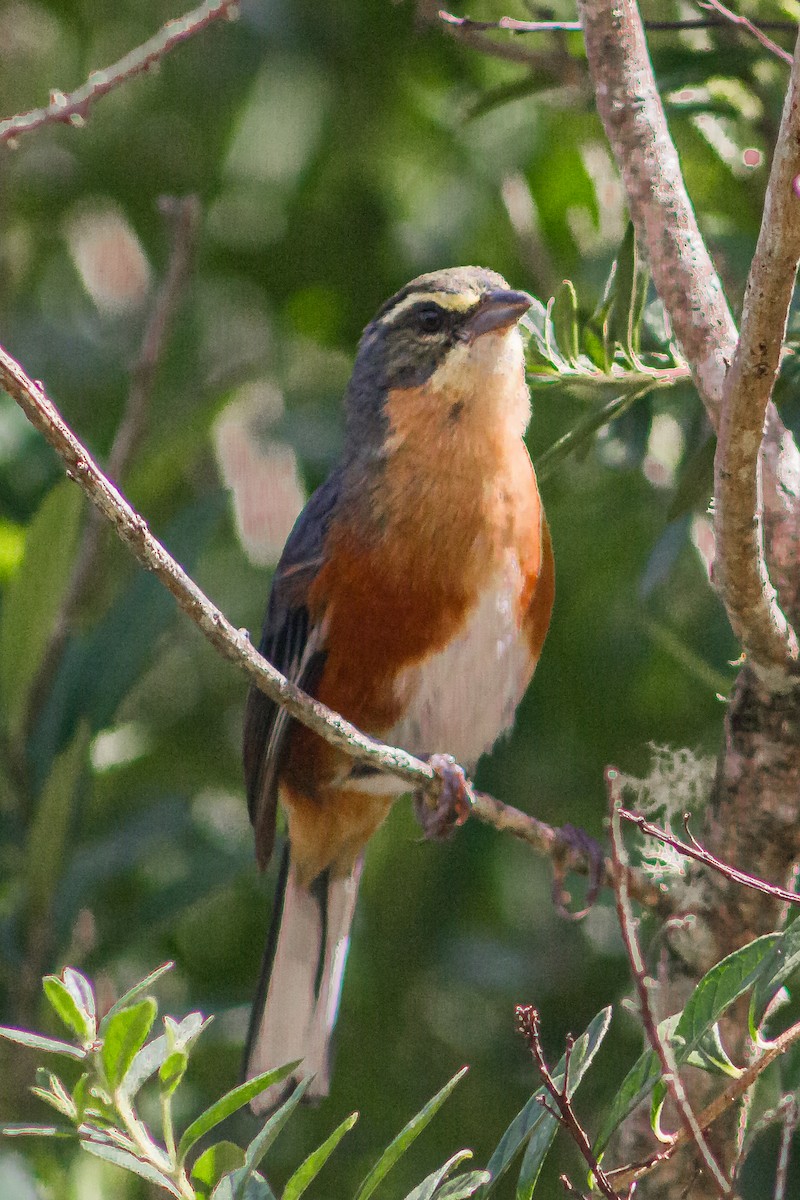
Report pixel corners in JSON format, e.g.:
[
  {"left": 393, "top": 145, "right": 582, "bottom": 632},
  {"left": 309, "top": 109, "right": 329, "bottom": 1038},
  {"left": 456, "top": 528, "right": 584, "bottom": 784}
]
[
  {"left": 551, "top": 823, "right": 606, "bottom": 919},
  {"left": 413, "top": 753, "right": 472, "bottom": 840}
]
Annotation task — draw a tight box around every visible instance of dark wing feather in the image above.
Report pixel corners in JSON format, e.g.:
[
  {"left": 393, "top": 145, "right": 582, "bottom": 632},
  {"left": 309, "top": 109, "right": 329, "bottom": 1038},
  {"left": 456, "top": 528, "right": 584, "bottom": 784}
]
[{"left": 243, "top": 469, "right": 342, "bottom": 869}]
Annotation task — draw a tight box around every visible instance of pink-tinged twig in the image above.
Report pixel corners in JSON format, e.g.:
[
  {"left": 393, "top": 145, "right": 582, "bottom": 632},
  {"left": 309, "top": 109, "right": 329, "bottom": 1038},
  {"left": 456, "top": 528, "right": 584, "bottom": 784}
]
[
  {"left": 0, "top": 0, "right": 239, "bottom": 146},
  {"left": 699, "top": 0, "right": 793, "bottom": 66},
  {"left": 619, "top": 807, "right": 800, "bottom": 907},
  {"left": 515, "top": 1006, "right": 625, "bottom": 1200},
  {"left": 607, "top": 769, "right": 733, "bottom": 1198},
  {"left": 439, "top": 9, "right": 796, "bottom": 41}
]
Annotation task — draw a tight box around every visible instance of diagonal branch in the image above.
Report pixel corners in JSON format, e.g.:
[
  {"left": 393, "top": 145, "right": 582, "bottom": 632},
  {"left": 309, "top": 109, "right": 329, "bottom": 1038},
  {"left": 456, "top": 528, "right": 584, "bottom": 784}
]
[
  {"left": 713, "top": 28, "right": 800, "bottom": 680},
  {"left": 0, "top": 342, "right": 666, "bottom": 912},
  {"left": 0, "top": 0, "right": 239, "bottom": 146}
]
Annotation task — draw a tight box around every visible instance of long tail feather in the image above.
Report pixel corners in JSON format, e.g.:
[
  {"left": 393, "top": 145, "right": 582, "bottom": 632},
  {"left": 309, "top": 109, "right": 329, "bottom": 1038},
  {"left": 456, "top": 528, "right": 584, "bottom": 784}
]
[{"left": 246, "top": 849, "right": 361, "bottom": 1114}]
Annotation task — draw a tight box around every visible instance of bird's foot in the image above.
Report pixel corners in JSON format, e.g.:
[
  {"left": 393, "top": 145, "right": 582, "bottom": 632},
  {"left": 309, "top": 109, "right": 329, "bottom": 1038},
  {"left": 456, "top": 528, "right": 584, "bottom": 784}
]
[
  {"left": 414, "top": 754, "right": 472, "bottom": 840},
  {"left": 552, "top": 823, "right": 606, "bottom": 919}
]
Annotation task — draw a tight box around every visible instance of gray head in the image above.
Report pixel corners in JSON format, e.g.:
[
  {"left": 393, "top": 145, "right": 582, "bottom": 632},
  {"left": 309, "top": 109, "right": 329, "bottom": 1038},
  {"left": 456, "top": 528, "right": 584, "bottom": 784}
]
[{"left": 343, "top": 266, "right": 532, "bottom": 456}]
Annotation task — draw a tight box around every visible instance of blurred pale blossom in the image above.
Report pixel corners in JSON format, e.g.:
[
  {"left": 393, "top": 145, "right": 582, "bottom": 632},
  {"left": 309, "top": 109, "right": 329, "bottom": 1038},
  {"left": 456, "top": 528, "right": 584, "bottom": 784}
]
[{"left": 65, "top": 201, "right": 151, "bottom": 314}]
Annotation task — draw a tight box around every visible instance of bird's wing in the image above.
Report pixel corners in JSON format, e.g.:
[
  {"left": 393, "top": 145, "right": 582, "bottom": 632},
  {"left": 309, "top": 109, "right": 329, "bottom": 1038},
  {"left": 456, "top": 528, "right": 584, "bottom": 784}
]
[{"left": 243, "top": 469, "right": 342, "bottom": 869}]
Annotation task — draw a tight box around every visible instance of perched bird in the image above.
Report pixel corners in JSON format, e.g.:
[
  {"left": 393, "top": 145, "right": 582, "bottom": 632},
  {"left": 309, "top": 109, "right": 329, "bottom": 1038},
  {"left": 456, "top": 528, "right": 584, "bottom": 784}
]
[{"left": 243, "top": 266, "right": 554, "bottom": 1112}]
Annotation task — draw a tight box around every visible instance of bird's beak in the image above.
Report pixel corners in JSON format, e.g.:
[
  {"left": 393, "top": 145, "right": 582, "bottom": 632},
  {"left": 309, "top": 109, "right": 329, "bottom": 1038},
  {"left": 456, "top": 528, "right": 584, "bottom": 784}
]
[{"left": 464, "top": 288, "right": 533, "bottom": 340}]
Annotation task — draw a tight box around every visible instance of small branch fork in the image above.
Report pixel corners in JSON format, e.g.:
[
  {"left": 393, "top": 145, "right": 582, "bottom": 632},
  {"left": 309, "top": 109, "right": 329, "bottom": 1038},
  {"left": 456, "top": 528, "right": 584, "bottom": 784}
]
[
  {"left": 0, "top": 0, "right": 240, "bottom": 147},
  {"left": 619, "top": 807, "right": 800, "bottom": 908},
  {"left": 608, "top": 770, "right": 733, "bottom": 1198},
  {"left": 516, "top": 1005, "right": 627, "bottom": 1200},
  {"left": 0, "top": 341, "right": 665, "bottom": 912}
]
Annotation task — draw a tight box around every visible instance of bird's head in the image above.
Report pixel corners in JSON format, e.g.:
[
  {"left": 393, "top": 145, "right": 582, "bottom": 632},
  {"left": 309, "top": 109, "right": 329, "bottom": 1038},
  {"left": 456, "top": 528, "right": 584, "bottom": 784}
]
[{"left": 344, "top": 267, "right": 533, "bottom": 460}]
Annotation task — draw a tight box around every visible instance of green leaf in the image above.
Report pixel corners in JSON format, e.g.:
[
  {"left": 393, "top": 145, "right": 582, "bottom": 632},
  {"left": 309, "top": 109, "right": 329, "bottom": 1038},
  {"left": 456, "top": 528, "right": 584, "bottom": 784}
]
[
  {"left": 609, "top": 222, "right": 638, "bottom": 363},
  {"left": 192, "top": 1142, "right": 246, "bottom": 1199},
  {"left": 403, "top": 1151, "right": 473, "bottom": 1200},
  {"left": 101, "top": 998, "right": 158, "bottom": 1090},
  {"left": 43, "top": 971, "right": 95, "bottom": 1045},
  {"left": 99, "top": 962, "right": 174, "bottom": 1033},
  {"left": 237, "top": 1077, "right": 311, "bottom": 1189},
  {"left": 177, "top": 1062, "right": 299, "bottom": 1163},
  {"left": 355, "top": 1067, "right": 468, "bottom": 1200},
  {"left": 122, "top": 1011, "right": 208, "bottom": 1098},
  {"left": 0, "top": 479, "right": 84, "bottom": 741},
  {"left": 0, "top": 1123, "right": 76, "bottom": 1138},
  {"left": 159, "top": 1048, "right": 189, "bottom": 1096},
  {"left": 0, "top": 1025, "right": 85, "bottom": 1059},
  {"left": 282, "top": 1111, "right": 358, "bottom": 1200},
  {"left": 515, "top": 1006, "right": 612, "bottom": 1199},
  {"left": 437, "top": 1172, "right": 492, "bottom": 1199},
  {"left": 211, "top": 1170, "right": 275, "bottom": 1200},
  {"left": 751, "top": 917, "right": 800, "bottom": 1032},
  {"left": 551, "top": 280, "right": 580, "bottom": 366},
  {"left": 482, "top": 1007, "right": 611, "bottom": 1197},
  {"left": 31, "top": 1070, "right": 77, "bottom": 1120},
  {"left": 82, "top": 1138, "right": 184, "bottom": 1197},
  {"left": 594, "top": 935, "right": 779, "bottom": 1156}
]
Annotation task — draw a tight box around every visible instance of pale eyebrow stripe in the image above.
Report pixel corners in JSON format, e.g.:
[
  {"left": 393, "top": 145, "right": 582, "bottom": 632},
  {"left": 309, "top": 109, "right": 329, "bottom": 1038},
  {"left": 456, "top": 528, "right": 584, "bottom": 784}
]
[{"left": 378, "top": 289, "right": 480, "bottom": 326}]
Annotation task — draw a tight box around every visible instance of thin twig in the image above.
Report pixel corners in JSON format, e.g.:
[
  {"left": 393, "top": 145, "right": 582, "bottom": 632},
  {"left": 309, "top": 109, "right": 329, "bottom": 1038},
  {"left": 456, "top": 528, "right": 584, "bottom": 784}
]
[
  {"left": 439, "top": 10, "right": 797, "bottom": 39},
  {"left": 619, "top": 807, "right": 800, "bottom": 907},
  {"left": 608, "top": 769, "right": 732, "bottom": 1197},
  {"left": 0, "top": 0, "right": 239, "bottom": 146},
  {"left": 0, "top": 340, "right": 670, "bottom": 911},
  {"left": 515, "top": 1006, "right": 624, "bottom": 1200},
  {"left": 713, "top": 27, "right": 800, "bottom": 682},
  {"left": 21, "top": 197, "right": 201, "bottom": 749},
  {"left": 699, "top": 0, "right": 793, "bottom": 66}
]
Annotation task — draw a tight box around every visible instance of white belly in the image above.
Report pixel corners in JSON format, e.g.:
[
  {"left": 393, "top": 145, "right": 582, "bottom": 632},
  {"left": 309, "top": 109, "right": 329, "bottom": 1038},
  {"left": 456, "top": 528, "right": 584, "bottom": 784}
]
[{"left": 387, "top": 557, "right": 533, "bottom": 770}]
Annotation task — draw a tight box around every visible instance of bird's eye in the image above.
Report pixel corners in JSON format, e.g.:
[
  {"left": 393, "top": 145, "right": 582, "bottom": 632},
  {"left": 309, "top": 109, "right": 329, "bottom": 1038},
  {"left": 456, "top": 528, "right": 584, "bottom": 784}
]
[{"left": 415, "top": 304, "right": 445, "bottom": 334}]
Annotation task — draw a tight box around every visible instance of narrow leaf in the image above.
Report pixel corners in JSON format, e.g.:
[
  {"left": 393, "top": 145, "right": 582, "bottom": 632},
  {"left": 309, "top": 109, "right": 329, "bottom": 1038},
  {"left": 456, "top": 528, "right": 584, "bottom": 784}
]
[
  {"left": 211, "top": 1170, "right": 275, "bottom": 1200},
  {"left": 609, "top": 222, "right": 637, "bottom": 362},
  {"left": 99, "top": 961, "right": 174, "bottom": 1032},
  {"left": 437, "top": 1172, "right": 492, "bottom": 1199},
  {"left": 159, "top": 1048, "right": 189, "bottom": 1096},
  {"left": 551, "top": 280, "right": 580, "bottom": 366},
  {"left": 43, "top": 974, "right": 94, "bottom": 1045},
  {"left": 101, "top": 999, "right": 157, "bottom": 1090},
  {"left": 751, "top": 917, "right": 800, "bottom": 1032},
  {"left": 0, "top": 1123, "right": 76, "bottom": 1138},
  {"left": 403, "top": 1150, "right": 473, "bottom": 1200},
  {"left": 238, "top": 1076, "right": 311, "bottom": 1188},
  {"left": 177, "top": 1062, "right": 299, "bottom": 1162},
  {"left": 0, "top": 1026, "right": 85, "bottom": 1059},
  {"left": 282, "top": 1112, "right": 358, "bottom": 1200},
  {"left": 355, "top": 1067, "right": 468, "bottom": 1200},
  {"left": 82, "top": 1138, "right": 183, "bottom": 1196}
]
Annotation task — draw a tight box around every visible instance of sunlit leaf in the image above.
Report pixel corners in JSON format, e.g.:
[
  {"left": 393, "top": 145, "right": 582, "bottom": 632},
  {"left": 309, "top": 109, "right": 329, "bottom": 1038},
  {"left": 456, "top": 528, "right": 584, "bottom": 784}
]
[
  {"left": 355, "top": 1067, "right": 469, "bottom": 1200},
  {"left": 403, "top": 1150, "right": 473, "bottom": 1200},
  {"left": 82, "top": 1138, "right": 183, "bottom": 1197},
  {"left": 177, "top": 1062, "right": 299, "bottom": 1162},
  {"left": 101, "top": 999, "right": 158, "bottom": 1090},
  {"left": 282, "top": 1111, "right": 358, "bottom": 1200},
  {"left": 0, "top": 1026, "right": 85, "bottom": 1060}
]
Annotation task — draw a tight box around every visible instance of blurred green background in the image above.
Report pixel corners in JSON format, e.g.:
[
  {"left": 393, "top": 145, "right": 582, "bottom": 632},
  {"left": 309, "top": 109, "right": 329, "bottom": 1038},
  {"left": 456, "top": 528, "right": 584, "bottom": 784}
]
[{"left": 0, "top": 0, "right": 795, "bottom": 1195}]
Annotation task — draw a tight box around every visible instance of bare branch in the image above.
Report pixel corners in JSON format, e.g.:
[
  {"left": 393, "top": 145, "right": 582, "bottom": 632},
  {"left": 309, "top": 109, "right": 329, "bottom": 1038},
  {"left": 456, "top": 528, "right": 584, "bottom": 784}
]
[
  {"left": 22, "top": 197, "right": 202, "bottom": 747},
  {"left": 0, "top": 0, "right": 239, "bottom": 147},
  {"left": 439, "top": 9, "right": 796, "bottom": 43},
  {"left": 578, "top": 0, "right": 738, "bottom": 418},
  {"left": 713, "top": 29, "right": 800, "bottom": 679},
  {"left": 0, "top": 340, "right": 668, "bottom": 911},
  {"left": 699, "top": 0, "right": 793, "bottom": 66},
  {"left": 608, "top": 770, "right": 732, "bottom": 1197},
  {"left": 516, "top": 1006, "right": 624, "bottom": 1200},
  {"left": 619, "top": 806, "right": 800, "bottom": 906}
]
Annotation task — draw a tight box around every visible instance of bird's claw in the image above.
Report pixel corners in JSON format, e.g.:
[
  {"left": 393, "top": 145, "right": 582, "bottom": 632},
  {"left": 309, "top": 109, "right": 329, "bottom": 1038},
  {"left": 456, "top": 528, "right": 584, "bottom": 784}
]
[
  {"left": 552, "top": 822, "right": 606, "bottom": 919},
  {"left": 414, "top": 754, "right": 472, "bottom": 840}
]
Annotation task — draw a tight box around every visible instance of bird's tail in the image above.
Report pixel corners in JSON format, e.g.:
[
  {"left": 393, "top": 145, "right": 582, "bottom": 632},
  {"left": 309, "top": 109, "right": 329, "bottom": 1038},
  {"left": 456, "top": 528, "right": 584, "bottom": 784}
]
[{"left": 245, "top": 845, "right": 361, "bottom": 1114}]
